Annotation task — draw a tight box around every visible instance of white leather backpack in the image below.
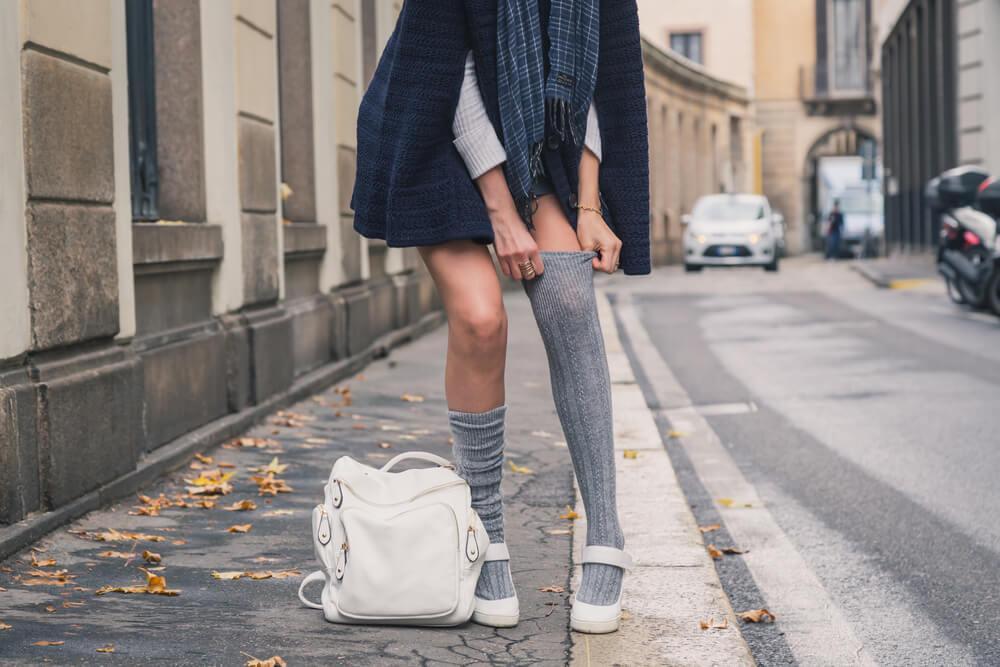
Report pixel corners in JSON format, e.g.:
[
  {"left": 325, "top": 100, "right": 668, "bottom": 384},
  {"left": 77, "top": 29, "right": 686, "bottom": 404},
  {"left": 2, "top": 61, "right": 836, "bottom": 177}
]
[{"left": 298, "top": 452, "right": 489, "bottom": 626}]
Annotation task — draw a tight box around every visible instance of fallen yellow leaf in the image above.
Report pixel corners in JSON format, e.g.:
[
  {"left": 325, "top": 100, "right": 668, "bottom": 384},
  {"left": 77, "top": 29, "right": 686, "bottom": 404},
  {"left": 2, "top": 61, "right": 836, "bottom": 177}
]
[
  {"left": 254, "top": 458, "right": 288, "bottom": 475},
  {"left": 699, "top": 617, "right": 728, "bottom": 630},
  {"left": 212, "top": 571, "right": 246, "bottom": 580},
  {"left": 96, "top": 568, "right": 180, "bottom": 597},
  {"left": 142, "top": 550, "right": 162, "bottom": 564},
  {"left": 667, "top": 430, "right": 688, "bottom": 438},
  {"left": 32, "top": 640, "right": 64, "bottom": 646},
  {"left": 538, "top": 585, "right": 565, "bottom": 593},
  {"left": 194, "top": 453, "right": 214, "bottom": 464},
  {"left": 508, "top": 460, "right": 534, "bottom": 475},
  {"left": 622, "top": 449, "right": 639, "bottom": 459},
  {"left": 706, "top": 544, "right": 723, "bottom": 560},
  {"left": 0, "top": 622, "right": 10, "bottom": 631},
  {"left": 738, "top": 608, "right": 776, "bottom": 623},
  {"left": 227, "top": 524, "right": 253, "bottom": 534},
  {"left": 559, "top": 506, "right": 579, "bottom": 521},
  {"left": 243, "top": 654, "right": 287, "bottom": 667},
  {"left": 400, "top": 393, "right": 425, "bottom": 403},
  {"left": 262, "top": 509, "right": 294, "bottom": 517},
  {"left": 96, "top": 644, "right": 115, "bottom": 653},
  {"left": 698, "top": 524, "right": 722, "bottom": 533},
  {"left": 224, "top": 499, "right": 258, "bottom": 512}
]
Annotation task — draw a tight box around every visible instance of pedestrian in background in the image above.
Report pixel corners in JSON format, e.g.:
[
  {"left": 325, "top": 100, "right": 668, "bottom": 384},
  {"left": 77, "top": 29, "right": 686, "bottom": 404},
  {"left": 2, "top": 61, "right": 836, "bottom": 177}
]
[
  {"left": 352, "top": 0, "right": 649, "bottom": 635},
  {"left": 826, "top": 199, "right": 845, "bottom": 260}
]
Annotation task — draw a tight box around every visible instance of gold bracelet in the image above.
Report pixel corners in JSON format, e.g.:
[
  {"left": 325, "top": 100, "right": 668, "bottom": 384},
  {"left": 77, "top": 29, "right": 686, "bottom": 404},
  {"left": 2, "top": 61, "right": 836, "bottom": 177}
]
[{"left": 576, "top": 204, "right": 603, "bottom": 219}]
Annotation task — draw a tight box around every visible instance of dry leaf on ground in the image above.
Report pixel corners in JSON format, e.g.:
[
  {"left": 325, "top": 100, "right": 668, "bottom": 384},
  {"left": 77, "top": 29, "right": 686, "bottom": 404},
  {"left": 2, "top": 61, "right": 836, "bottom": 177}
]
[
  {"left": 227, "top": 524, "right": 253, "bottom": 534},
  {"left": 559, "top": 506, "right": 579, "bottom": 521},
  {"left": 252, "top": 458, "right": 288, "bottom": 476},
  {"left": 699, "top": 617, "right": 729, "bottom": 630},
  {"left": 0, "top": 622, "right": 10, "bottom": 630},
  {"left": 538, "top": 585, "right": 565, "bottom": 593},
  {"left": 738, "top": 608, "right": 776, "bottom": 623},
  {"left": 508, "top": 460, "right": 533, "bottom": 475},
  {"left": 243, "top": 654, "right": 287, "bottom": 667},
  {"left": 213, "top": 570, "right": 300, "bottom": 581},
  {"left": 400, "top": 393, "right": 424, "bottom": 403},
  {"left": 97, "top": 551, "right": 136, "bottom": 560},
  {"left": 262, "top": 510, "right": 294, "bottom": 517},
  {"left": 194, "top": 453, "right": 214, "bottom": 465},
  {"left": 378, "top": 442, "right": 393, "bottom": 449},
  {"left": 96, "top": 568, "right": 179, "bottom": 597},
  {"left": 32, "top": 640, "right": 64, "bottom": 646},
  {"left": 20, "top": 569, "right": 75, "bottom": 587},
  {"left": 30, "top": 552, "right": 57, "bottom": 567},
  {"left": 224, "top": 437, "right": 278, "bottom": 450},
  {"left": 224, "top": 499, "right": 258, "bottom": 512},
  {"left": 251, "top": 473, "right": 293, "bottom": 496},
  {"left": 706, "top": 544, "right": 724, "bottom": 560},
  {"left": 721, "top": 546, "right": 747, "bottom": 555},
  {"left": 667, "top": 430, "right": 688, "bottom": 438},
  {"left": 142, "top": 551, "right": 161, "bottom": 564},
  {"left": 96, "top": 644, "right": 115, "bottom": 653},
  {"left": 62, "top": 601, "right": 85, "bottom": 608},
  {"left": 622, "top": 449, "right": 639, "bottom": 459},
  {"left": 698, "top": 524, "right": 721, "bottom": 534},
  {"left": 74, "top": 528, "right": 166, "bottom": 543}
]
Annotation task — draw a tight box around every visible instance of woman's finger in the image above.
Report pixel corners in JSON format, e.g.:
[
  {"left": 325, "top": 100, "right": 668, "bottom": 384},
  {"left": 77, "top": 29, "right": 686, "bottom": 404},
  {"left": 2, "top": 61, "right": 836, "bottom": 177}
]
[
  {"left": 508, "top": 257, "right": 523, "bottom": 281},
  {"left": 528, "top": 249, "right": 544, "bottom": 278},
  {"left": 498, "top": 256, "right": 512, "bottom": 279}
]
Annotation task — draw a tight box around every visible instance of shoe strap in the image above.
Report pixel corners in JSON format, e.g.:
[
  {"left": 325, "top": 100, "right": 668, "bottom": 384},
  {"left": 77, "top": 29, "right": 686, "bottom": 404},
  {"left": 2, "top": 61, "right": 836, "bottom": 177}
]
[
  {"left": 484, "top": 542, "right": 510, "bottom": 562},
  {"left": 581, "top": 545, "right": 633, "bottom": 570}
]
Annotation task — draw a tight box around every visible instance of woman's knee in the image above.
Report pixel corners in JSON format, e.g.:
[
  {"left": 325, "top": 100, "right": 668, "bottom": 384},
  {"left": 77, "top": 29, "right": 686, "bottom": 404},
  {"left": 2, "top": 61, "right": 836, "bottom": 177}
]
[{"left": 450, "top": 303, "right": 507, "bottom": 354}]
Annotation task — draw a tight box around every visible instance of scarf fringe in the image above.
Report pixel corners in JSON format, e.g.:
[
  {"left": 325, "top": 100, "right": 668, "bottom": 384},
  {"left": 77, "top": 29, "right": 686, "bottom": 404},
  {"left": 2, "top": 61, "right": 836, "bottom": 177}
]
[{"left": 546, "top": 97, "right": 579, "bottom": 147}]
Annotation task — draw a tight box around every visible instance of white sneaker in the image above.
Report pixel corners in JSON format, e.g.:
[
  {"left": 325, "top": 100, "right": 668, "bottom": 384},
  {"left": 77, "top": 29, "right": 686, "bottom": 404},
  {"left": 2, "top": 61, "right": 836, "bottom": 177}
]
[
  {"left": 570, "top": 546, "right": 633, "bottom": 634},
  {"left": 472, "top": 543, "right": 519, "bottom": 627}
]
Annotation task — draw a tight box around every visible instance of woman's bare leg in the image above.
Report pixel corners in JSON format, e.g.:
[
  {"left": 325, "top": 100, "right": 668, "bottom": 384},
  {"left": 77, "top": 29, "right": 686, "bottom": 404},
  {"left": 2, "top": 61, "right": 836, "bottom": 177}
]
[
  {"left": 419, "top": 240, "right": 506, "bottom": 412},
  {"left": 419, "top": 240, "right": 516, "bottom": 606}
]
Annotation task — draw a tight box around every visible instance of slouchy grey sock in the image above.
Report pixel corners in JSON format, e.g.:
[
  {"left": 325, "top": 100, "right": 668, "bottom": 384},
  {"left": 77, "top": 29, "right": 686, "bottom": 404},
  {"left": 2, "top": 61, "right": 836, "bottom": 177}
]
[
  {"left": 523, "top": 251, "right": 625, "bottom": 606},
  {"left": 449, "top": 406, "right": 516, "bottom": 601}
]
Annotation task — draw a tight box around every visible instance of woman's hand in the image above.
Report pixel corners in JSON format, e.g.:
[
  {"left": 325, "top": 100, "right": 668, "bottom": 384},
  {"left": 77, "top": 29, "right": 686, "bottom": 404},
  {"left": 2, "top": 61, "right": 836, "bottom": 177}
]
[
  {"left": 577, "top": 208, "right": 622, "bottom": 273},
  {"left": 476, "top": 166, "right": 544, "bottom": 280}
]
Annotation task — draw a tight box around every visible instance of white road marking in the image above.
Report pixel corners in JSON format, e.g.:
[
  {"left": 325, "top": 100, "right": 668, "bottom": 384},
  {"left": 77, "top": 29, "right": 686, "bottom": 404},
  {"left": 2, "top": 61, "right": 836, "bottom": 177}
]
[
  {"left": 692, "top": 401, "right": 759, "bottom": 417},
  {"left": 615, "top": 292, "right": 877, "bottom": 667},
  {"left": 569, "top": 293, "right": 753, "bottom": 666}
]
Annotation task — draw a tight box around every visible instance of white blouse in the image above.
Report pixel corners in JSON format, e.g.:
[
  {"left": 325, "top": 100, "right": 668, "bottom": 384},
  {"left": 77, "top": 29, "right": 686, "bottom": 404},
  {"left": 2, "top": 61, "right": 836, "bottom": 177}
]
[{"left": 451, "top": 51, "right": 602, "bottom": 180}]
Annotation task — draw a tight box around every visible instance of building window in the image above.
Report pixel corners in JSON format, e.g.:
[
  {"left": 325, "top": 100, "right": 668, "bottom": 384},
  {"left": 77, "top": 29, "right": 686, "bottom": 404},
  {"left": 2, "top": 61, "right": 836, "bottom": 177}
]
[
  {"left": 125, "top": 0, "right": 159, "bottom": 221},
  {"left": 669, "top": 32, "right": 703, "bottom": 65},
  {"left": 817, "top": 0, "right": 870, "bottom": 96}
]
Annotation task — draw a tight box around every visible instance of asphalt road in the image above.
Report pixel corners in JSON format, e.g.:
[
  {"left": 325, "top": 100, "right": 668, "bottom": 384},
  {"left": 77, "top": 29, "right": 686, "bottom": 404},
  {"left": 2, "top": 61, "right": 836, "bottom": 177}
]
[{"left": 607, "top": 257, "right": 1000, "bottom": 666}]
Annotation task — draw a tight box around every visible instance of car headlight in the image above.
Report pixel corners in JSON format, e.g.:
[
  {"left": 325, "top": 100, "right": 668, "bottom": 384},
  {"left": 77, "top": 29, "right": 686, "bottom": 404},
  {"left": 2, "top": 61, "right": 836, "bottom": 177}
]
[
  {"left": 749, "top": 232, "right": 770, "bottom": 245},
  {"left": 696, "top": 234, "right": 707, "bottom": 244}
]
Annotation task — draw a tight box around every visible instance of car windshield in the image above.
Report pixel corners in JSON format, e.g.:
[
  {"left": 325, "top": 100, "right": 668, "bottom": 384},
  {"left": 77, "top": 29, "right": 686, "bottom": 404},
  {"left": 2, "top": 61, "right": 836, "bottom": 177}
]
[
  {"left": 692, "top": 196, "right": 766, "bottom": 221},
  {"left": 837, "top": 192, "right": 883, "bottom": 215}
]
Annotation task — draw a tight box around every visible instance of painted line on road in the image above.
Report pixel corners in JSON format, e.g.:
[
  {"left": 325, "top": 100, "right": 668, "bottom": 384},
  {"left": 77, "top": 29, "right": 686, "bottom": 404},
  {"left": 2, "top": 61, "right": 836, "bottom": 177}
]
[
  {"left": 568, "top": 293, "right": 753, "bottom": 666},
  {"left": 614, "top": 292, "right": 877, "bottom": 667},
  {"left": 692, "top": 401, "right": 759, "bottom": 417}
]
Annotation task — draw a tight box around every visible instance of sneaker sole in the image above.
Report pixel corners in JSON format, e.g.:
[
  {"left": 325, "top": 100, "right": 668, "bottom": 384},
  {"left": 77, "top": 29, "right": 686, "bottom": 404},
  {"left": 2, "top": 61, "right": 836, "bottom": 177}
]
[
  {"left": 570, "top": 615, "right": 620, "bottom": 634},
  {"left": 472, "top": 610, "right": 519, "bottom": 628}
]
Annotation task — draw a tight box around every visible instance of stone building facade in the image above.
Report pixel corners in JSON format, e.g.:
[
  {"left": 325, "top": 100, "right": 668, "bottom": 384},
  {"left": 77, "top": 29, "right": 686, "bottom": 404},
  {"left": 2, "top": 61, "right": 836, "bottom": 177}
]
[
  {"left": 0, "top": 0, "right": 438, "bottom": 547},
  {"left": 879, "top": 0, "right": 1000, "bottom": 252},
  {"left": 642, "top": 40, "right": 754, "bottom": 265}
]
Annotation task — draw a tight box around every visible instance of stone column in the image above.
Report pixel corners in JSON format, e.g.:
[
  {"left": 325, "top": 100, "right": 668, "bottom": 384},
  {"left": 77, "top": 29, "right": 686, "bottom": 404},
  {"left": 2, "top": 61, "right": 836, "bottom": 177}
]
[{"left": 0, "top": 0, "right": 141, "bottom": 523}]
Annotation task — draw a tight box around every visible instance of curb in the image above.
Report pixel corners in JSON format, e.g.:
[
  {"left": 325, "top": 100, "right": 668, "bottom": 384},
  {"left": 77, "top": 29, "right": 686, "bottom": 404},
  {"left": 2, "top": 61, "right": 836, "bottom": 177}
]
[
  {"left": 0, "top": 311, "right": 446, "bottom": 562},
  {"left": 850, "top": 262, "right": 892, "bottom": 288},
  {"left": 569, "top": 293, "right": 753, "bottom": 666}
]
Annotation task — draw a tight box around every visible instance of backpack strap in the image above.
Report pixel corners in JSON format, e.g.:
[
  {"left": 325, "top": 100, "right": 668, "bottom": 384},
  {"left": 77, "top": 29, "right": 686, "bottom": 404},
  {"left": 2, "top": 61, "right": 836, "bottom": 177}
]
[{"left": 298, "top": 570, "right": 326, "bottom": 610}]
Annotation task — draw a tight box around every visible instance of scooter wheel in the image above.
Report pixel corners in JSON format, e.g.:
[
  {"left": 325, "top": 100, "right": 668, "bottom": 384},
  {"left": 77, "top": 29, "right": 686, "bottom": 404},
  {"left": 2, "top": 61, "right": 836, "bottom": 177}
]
[
  {"left": 945, "top": 278, "right": 966, "bottom": 306},
  {"left": 987, "top": 271, "right": 1000, "bottom": 318}
]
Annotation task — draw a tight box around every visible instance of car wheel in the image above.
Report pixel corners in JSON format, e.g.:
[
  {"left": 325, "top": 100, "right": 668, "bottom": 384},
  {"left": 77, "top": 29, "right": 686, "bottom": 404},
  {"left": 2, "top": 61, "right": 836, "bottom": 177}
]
[
  {"left": 764, "top": 256, "right": 779, "bottom": 272},
  {"left": 987, "top": 270, "right": 1000, "bottom": 317},
  {"left": 684, "top": 264, "right": 702, "bottom": 273}
]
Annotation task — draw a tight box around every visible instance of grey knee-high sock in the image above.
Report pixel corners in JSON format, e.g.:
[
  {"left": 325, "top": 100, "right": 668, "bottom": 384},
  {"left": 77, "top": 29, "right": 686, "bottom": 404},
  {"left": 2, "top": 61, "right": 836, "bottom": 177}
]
[
  {"left": 523, "top": 251, "right": 625, "bottom": 606},
  {"left": 449, "top": 406, "right": 516, "bottom": 600}
]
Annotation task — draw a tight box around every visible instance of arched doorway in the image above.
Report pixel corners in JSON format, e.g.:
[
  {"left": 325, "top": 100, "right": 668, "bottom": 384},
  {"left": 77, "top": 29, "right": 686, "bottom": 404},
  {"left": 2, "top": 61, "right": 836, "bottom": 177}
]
[{"left": 803, "top": 125, "right": 880, "bottom": 252}]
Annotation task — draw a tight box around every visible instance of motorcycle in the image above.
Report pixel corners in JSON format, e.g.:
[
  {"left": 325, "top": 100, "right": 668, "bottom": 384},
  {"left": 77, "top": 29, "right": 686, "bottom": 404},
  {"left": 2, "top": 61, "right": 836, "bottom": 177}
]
[{"left": 929, "top": 167, "right": 1000, "bottom": 316}]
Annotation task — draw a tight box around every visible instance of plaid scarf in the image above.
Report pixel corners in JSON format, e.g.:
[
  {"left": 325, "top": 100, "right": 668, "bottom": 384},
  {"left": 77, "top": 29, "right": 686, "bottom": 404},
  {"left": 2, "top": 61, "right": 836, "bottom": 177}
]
[{"left": 496, "top": 0, "right": 600, "bottom": 222}]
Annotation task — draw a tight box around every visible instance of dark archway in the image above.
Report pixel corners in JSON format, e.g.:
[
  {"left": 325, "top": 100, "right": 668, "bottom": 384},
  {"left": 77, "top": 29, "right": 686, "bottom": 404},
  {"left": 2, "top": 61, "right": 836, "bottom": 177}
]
[{"left": 803, "top": 125, "right": 879, "bottom": 251}]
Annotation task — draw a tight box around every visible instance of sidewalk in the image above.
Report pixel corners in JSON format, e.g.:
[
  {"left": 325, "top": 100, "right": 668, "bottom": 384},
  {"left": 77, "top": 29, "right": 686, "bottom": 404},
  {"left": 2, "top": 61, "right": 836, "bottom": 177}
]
[
  {"left": 851, "top": 253, "right": 938, "bottom": 289},
  {"left": 0, "top": 291, "right": 749, "bottom": 665}
]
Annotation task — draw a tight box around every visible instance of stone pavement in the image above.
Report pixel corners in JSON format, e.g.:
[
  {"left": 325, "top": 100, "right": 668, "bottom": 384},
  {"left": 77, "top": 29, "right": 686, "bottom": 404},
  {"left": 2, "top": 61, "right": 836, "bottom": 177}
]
[
  {"left": 0, "top": 291, "right": 750, "bottom": 666},
  {"left": 851, "top": 253, "right": 938, "bottom": 289}
]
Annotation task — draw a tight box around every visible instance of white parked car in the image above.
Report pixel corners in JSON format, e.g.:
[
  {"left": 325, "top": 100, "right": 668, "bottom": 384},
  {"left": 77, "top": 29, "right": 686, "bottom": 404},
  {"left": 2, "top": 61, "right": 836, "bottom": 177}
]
[{"left": 683, "top": 194, "right": 781, "bottom": 272}]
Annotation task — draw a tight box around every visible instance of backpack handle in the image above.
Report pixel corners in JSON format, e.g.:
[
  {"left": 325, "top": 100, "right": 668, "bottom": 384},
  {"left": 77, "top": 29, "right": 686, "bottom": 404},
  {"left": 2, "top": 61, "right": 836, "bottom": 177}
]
[{"left": 379, "top": 452, "right": 454, "bottom": 472}]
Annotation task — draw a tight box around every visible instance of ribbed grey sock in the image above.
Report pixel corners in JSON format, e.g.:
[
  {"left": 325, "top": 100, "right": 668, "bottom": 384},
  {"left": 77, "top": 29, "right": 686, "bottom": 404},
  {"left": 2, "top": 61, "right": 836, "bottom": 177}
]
[
  {"left": 523, "top": 251, "right": 625, "bottom": 606},
  {"left": 449, "top": 405, "right": 516, "bottom": 601}
]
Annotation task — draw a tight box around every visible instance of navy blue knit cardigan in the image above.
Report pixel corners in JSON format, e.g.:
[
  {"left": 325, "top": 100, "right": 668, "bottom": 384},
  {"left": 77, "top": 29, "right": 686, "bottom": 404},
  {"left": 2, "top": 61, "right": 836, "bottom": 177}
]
[{"left": 351, "top": 0, "right": 650, "bottom": 275}]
